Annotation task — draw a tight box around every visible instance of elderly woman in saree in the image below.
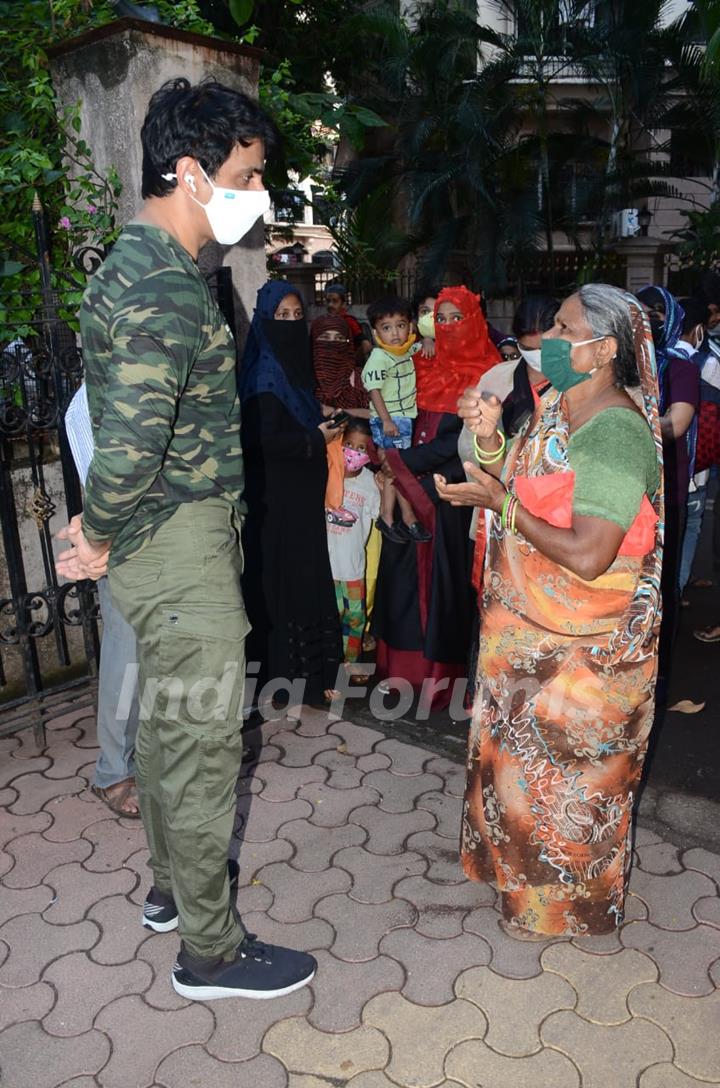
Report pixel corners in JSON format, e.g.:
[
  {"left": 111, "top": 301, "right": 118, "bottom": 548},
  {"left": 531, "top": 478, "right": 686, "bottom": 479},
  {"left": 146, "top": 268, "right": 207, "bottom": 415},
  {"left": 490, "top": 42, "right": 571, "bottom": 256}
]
[{"left": 435, "top": 285, "right": 663, "bottom": 939}]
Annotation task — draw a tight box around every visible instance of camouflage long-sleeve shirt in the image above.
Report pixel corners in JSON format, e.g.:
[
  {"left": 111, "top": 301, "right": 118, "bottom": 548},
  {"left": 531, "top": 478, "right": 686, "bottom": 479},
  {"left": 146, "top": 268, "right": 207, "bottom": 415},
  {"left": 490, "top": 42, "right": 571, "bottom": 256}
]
[{"left": 80, "top": 223, "right": 244, "bottom": 567}]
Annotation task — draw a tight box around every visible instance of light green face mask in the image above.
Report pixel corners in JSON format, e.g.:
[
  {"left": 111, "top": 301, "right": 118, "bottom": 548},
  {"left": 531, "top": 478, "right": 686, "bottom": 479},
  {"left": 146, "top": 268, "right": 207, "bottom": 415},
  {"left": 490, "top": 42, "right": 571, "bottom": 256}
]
[
  {"left": 417, "top": 312, "right": 435, "bottom": 339},
  {"left": 540, "top": 336, "right": 604, "bottom": 392}
]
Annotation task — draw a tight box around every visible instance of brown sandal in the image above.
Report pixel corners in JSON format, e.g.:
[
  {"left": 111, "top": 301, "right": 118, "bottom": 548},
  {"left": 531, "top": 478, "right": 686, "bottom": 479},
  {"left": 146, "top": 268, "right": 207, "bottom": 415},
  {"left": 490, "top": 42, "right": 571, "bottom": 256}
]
[
  {"left": 499, "top": 918, "right": 551, "bottom": 942},
  {"left": 91, "top": 778, "right": 141, "bottom": 819}
]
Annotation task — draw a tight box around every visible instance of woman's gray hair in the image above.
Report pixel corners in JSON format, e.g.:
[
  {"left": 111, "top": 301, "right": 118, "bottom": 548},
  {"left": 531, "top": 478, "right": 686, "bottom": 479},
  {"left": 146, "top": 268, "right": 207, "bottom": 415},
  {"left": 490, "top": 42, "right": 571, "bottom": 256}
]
[{"left": 576, "top": 283, "right": 639, "bottom": 387}]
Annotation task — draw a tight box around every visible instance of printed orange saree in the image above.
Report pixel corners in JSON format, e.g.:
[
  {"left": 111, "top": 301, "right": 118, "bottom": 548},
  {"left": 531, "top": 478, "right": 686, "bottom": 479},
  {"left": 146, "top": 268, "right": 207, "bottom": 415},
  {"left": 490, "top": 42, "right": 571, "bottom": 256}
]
[{"left": 461, "top": 300, "right": 664, "bottom": 936}]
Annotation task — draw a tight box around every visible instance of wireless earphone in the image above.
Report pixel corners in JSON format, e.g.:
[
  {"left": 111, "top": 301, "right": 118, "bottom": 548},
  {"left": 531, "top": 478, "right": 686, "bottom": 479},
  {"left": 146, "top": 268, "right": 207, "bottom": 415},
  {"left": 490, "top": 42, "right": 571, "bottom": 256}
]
[{"left": 185, "top": 175, "right": 196, "bottom": 192}]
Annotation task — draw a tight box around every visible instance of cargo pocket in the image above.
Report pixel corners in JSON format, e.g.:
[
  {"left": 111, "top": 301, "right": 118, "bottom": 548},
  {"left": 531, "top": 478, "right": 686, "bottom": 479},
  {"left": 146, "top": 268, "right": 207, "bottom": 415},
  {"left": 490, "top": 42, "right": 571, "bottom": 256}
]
[{"left": 155, "top": 601, "right": 250, "bottom": 736}]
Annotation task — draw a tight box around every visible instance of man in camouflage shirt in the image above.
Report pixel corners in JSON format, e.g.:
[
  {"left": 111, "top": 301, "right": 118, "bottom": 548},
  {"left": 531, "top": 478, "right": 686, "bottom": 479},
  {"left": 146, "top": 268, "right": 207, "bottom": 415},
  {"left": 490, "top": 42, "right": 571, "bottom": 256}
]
[{"left": 56, "top": 79, "right": 316, "bottom": 1002}]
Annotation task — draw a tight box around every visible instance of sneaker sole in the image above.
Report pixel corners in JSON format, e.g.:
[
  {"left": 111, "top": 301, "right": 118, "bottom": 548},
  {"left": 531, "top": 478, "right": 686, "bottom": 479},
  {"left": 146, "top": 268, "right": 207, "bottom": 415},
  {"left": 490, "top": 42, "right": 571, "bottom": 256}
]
[
  {"left": 142, "top": 913, "right": 179, "bottom": 933},
  {"left": 171, "top": 967, "right": 316, "bottom": 1001}
]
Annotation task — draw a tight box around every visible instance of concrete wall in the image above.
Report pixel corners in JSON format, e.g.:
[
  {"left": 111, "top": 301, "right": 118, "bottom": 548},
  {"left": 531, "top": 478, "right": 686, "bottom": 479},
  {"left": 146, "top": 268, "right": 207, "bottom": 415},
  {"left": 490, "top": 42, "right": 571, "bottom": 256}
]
[{"left": 48, "top": 17, "right": 266, "bottom": 342}]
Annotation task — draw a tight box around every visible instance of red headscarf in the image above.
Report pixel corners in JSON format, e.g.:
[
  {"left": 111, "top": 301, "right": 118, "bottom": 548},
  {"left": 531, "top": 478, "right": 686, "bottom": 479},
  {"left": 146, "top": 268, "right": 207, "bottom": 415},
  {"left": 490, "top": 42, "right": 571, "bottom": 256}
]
[
  {"left": 311, "top": 315, "right": 368, "bottom": 410},
  {"left": 414, "top": 286, "right": 501, "bottom": 413}
]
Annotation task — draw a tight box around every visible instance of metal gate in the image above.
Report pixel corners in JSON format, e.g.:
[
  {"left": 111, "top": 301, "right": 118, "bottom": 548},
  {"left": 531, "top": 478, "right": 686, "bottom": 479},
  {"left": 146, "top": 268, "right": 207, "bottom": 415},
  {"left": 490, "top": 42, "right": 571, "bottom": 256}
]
[{"left": 0, "top": 200, "right": 101, "bottom": 745}]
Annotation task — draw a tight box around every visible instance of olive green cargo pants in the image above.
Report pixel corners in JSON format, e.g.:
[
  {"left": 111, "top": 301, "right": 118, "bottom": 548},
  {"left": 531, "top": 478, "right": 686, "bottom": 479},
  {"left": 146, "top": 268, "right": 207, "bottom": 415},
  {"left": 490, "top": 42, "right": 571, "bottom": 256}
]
[{"left": 109, "top": 499, "right": 248, "bottom": 960}]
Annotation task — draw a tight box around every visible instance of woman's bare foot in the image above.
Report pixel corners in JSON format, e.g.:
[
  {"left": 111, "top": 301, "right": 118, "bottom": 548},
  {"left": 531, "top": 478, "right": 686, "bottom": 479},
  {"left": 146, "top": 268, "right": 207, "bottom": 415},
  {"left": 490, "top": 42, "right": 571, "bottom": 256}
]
[{"left": 499, "top": 918, "right": 551, "bottom": 942}]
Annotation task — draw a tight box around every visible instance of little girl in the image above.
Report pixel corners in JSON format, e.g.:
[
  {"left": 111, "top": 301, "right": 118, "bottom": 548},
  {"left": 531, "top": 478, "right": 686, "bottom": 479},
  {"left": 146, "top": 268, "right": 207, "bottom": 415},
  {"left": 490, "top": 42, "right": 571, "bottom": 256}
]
[{"left": 326, "top": 418, "right": 380, "bottom": 680}]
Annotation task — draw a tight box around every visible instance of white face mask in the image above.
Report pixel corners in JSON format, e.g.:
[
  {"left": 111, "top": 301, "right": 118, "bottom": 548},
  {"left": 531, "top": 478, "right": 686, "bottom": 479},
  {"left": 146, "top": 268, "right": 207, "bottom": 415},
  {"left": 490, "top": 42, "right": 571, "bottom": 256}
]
[
  {"left": 162, "top": 164, "right": 270, "bottom": 245},
  {"left": 518, "top": 346, "right": 542, "bottom": 372}
]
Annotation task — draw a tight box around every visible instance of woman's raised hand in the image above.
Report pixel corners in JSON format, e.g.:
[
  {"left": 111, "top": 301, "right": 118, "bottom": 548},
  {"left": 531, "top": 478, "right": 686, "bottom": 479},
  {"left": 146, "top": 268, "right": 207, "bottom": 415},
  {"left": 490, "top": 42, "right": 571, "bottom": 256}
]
[{"left": 458, "top": 388, "right": 502, "bottom": 439}]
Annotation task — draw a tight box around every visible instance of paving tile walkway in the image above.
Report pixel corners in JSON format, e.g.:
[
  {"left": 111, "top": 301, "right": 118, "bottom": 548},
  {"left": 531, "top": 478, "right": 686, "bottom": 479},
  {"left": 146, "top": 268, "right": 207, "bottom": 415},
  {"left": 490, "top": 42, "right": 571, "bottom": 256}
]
[{"left": 1, "top": 704, "right": 719, "bottom": 1088}]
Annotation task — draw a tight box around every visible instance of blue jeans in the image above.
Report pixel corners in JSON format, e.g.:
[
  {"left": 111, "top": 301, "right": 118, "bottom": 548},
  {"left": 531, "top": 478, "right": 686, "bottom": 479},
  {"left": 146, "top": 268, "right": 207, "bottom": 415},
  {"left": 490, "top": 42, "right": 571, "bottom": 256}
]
[
  {"left": 95, "top": 576, "right": 139, "bottom": 788},
  {"left": 679, "top": 485, "right": 708, "bottom": 592},
  {"left": 370, "top": 415, "right": 413, "bottom": 450}
]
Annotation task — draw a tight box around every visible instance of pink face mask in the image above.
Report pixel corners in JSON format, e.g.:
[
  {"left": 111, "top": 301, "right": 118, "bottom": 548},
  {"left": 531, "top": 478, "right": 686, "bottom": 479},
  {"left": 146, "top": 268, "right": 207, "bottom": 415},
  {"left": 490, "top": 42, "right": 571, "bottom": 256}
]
[{"left": 343, "top": 446, "right": 370, "bottom": 471}]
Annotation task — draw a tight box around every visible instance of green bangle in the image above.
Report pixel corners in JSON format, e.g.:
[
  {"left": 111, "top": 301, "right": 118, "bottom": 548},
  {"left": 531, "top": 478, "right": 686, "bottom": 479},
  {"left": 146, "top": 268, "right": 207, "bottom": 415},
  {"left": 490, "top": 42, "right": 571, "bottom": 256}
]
[
  {"left": 500, "top": 491, "right": 512, "bottom": 529},
  {"left": 510, "top": 495, "right": 519, "bottom": 535},
  {"left": 473, "top": 429, "right": 506, "bottom": 465}
]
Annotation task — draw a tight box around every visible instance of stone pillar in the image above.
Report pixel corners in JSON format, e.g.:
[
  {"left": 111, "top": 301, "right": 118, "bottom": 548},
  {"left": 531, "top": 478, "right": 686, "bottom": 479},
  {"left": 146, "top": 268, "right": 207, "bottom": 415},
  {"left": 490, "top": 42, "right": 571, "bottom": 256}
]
[
  {"left": 47, "top": 17, "right": 265, "bottom": 341},
  {"left": 612, "top": 235, "right": 673, "bottom": 294}
]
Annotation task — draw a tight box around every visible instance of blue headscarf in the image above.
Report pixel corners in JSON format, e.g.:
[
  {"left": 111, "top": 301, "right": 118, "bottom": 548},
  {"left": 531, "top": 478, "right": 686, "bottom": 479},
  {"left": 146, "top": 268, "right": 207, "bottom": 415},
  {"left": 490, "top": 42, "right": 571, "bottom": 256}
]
[
  {"left": 638, "top": 284, "right": 699, "bottom": 475},
  {"left": 239, "top": 280, "right": 322, "bottom": 431},
  {"left": 637, "top": 285, "right": 685, "bottom": 414}
]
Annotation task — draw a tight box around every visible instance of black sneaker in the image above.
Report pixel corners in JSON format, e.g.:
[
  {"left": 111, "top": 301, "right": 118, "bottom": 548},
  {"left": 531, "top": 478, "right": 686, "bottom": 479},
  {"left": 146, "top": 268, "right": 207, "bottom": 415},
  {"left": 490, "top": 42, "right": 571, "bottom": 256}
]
[
  {"left": 172, "top": 935, "right": 317, "bottom": 1001},
  {"left": 142, "top": 859, "right": 240, "bottom": 933},
  {"left": 398, "top": 520, "right": 432, "bottom": 543},
  {"left": 375, "top": 517, "right": 408, "bottom": 544}
]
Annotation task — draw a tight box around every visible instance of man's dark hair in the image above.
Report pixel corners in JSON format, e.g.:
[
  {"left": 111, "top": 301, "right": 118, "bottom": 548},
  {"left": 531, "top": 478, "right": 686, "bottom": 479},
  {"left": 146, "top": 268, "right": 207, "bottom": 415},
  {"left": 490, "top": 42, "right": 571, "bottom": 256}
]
[
  {"left": 141, "top": 78, "right": 279, "bottom": 199},
  {"left": 367, "top": 295, "right": 413, "bottom": 329},
  {"left": 678, "top": 297, "right": 709, "bottom": 334},
  {"left": 512, "top": 296, "right": 559, "bottom": 338}
]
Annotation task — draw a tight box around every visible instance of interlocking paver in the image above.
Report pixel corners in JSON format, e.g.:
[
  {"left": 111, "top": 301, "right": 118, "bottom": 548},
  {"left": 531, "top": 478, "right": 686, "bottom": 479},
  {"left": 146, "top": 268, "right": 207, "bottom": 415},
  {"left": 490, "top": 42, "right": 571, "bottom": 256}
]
[
  {"left": 628, "top": 981, "right": 720, "bottom": 1082},
  {"left": 235, "top": 880, "right": 274, "bottom": 916},
  {"left": 639, "top": 1065, "right": 720, "bottom": 1088},
  {"left": 356, "top": 752, "right": 392, "bottom": 772},
  {"left": 0, "top": 1021, "right": 110, "bottom": 1088},
  {"left": 68, "top": 714, "right": 100, "bottom": 749},
  {"left": 255, "top": 761, "right": 327, "bottom": 802},
  {"left": 0, "top": 883, "right": 54, "bottom": 927},
  {"left": 329, "top": 720, "right": 386, "bottom": 755},
  {"left": 0, "top": 754, "right": 50, "bottom": 788},
  {"left": 43, "top": 738, "right": 94, "bottom": 781},
  {"left": 0, "top": 914, "right": 98, "bottom": 986},
  {"left": 42, "top": 862, "right": 135, "bottom": 924},
  {"left": 406, "top": 830, "right": 466, "bottom": 883},
  {"left": 81, "top": 819, "right": 146, "bottom": 872},
  {"left": 279, "top": 818, "right": 366, "bottom": 872},
  {"left": 380, "top": 929, "right": 491, "bottom": 1005},
  {"left": 0, "top": 803, "right": 53, "bottom": 854},
  {"left": 0, "top": 786, "right": 18, "bottom": 807},
  {"left": 124, "top": 847, "right": 153, "bottom": 905},
  {"left": 445, "top": 1038, "right": 581, "bottom": 1088},
  {"left": 424, "top": 755, "right": 466, "bottom": 795},
  {"left": 349, "top": 805, "right": 435, "bottom": 854},
  {"left": 621, "top": 920, "right": 720, "bottom": 995},
  {"left": 542, "top": 944, "right": 656, "bottom": 1024},
  {"left": 334, "top": 845, "right": 427, "bottom": 904},
  {"left": 42, "top": 796, "right": 109, "bottom": 843},
  {"left": 0, "top": 980, "right": 55, "bottom": 1031},
  {"left": 238, "top": 912, "right": 335, "bottom": 952},
  {"left": 362, "top": 769, "right": 444, "bottom": 813},
  {"left": 0, "top": 849, "right": 12, "bottom": 877},
  {"left": 240, "top": 796, "right": 313, "bottom": 842},
  {"left": 308, "top": 949, "right": 405, "bottom": 1032},
  {"left": 9, "top": 773, "right": 86, "bottom": 815},
  {"left": 136, "top": 933, "right": 192, "bottom": 1011},
  {"left": 463, "top": 906, "right": 554, "bottom": 978},
  {"left": 683, "top": 847, "right": 720, "bottom": 887},
  {"left": 157, "top": 1047, "right": 288, "bottom": 1088},
  {"left": 416, "top": 790, "right": 463, "bottom": 839},
  {"left": 3, "top": 832, "right": 92, "bottom": 888},
  {"left": 395, "top": 874, "right": 494, "bottom": 938},
  {"left": 313, "top": 747, "right": 364, "bottom": 789},
  {"left": 42, "top": 952, "right": 151, "bottom": 1036},
  {"left": 56, "top": 1078, "right": 99, "bottom": 1088},
  {"left": 456, "top": 965, "right": 576, "bottom": 1055},
  {"left": 86, "top": 895, "right": 150, "bottom": 965},
  {"left": 298, "top": 783, "right": 381, "bottom": 828},
  {"left": 693, "top": 895, "right": 720, "bottom": 927},
  {"left": 255, "top": 860, "right": 351, "bottom": 922},
  {"left": 364, "top": 992, "right": 486, "bottom": 1088},
  {"left": 315, "top": 893, "right": 417, "bottom": 962},
  {"left": 628, "top": 867, "right": 716, "bottom": 930},
  {"left": 236, "top": 836, "right": 294, "bottom": 881},
  {"left": 634, "top": 841, "right": 684, "bottom": 875},
  {"left": 268, "top": 730, "right": 338, "bottom": 767},
  {"left": 345, "top": 1078, "right": 466, "bottom": 1088},
  {"left": 375, "top": 738, "right": 430, "bottom": 775},
  {"left": 208, "top": 987, "right": 312, "bottom": 1061},
  {"left": 94, "top": 995, "right": 213, "bottom": 1088},
  {"left": 541, "top": 1010, "right": 674, "bottom": 1087},
  {"left": 264, "top": 1015, "right": 389, "bottom": 1079}
]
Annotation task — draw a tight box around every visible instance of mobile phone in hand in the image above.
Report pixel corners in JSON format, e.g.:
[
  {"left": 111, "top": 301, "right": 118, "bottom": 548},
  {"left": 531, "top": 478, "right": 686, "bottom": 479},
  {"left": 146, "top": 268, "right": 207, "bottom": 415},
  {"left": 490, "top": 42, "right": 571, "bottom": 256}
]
[{"left": 326, "top": 410, "right": 351, "bottom": 429}]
